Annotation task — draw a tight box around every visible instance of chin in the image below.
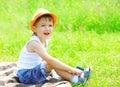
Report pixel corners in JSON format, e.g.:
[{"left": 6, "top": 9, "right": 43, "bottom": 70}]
[
  {"left": 45, "top": 35, "right": 51, "bottom": 39},
  {"left": 45, "top": 37, "right": 50, "bottom": 40}
]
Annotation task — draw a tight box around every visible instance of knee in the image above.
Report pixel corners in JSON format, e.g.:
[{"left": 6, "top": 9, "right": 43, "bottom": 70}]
[{"left": 45, "top": 62, "right": 53, "bottom": 72}]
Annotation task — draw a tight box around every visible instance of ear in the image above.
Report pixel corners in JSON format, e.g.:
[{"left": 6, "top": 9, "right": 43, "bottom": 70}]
[{"left": 31, "top": 26, "right": 36, "bottom": 32}]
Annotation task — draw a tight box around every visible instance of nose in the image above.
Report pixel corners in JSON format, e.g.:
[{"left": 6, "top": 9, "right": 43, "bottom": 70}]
[
  {"left": 46, "top": 27, "right": 49, "bottom": 30},
  {"left": 45, "top": 26, "right": 50, "bottom": 31}
]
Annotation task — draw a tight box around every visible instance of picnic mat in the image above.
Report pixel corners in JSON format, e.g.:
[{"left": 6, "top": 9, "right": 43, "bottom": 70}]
[{"left": 0, "top": 62, "right": 71, "bottom": 87}]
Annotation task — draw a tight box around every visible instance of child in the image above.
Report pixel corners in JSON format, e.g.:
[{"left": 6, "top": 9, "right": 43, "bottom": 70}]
[{"left": 17, "top": 8, "right": 91, "bottom": 85}]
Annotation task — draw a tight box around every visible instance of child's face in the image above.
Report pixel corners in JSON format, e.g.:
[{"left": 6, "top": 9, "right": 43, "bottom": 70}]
[{"left": 33, "top": 17, "right": 53, "bottom": 41}]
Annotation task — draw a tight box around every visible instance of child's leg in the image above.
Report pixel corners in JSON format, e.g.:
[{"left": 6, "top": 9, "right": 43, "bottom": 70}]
[
  {"left": 46, "top": 63, "right": 84, "bottom": 84},
  {"left": 54, "top": 69, "right": 84, "bottom": 84},
  {"left": 45, "top": 62, "right": 72, "bottom": 80},
  {"left": 45, "top": 63, "right": 72, "bottom": 79},
  {"left": 54, "top": 69, "right": 72, "bottom": 80}
]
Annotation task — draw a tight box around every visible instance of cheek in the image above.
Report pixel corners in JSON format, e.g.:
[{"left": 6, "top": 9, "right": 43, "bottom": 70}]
[
  {"left": 50, "top": 29, "right": 53, "bottom": 33},
  {"left": 50, "top": 28, "right": 53, "bottom": 31},
  {"left": 36, "top": 28, "right": 43, "bottom": 32}
]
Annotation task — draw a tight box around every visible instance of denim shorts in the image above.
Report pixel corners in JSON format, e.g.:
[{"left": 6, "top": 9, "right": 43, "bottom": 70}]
[{"left": 17, "top": 62, "right": 51, "bottom": 84}]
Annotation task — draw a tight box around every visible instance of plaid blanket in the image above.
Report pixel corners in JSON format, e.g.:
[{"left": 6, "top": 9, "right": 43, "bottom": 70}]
[{"left": 0, "top": 62, "right": 71, "bottom": 87}]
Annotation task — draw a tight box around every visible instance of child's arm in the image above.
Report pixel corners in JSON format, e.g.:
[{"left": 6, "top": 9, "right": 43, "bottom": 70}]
[{"left": 27, "top": 40, "right": 82, "bottom": 75}]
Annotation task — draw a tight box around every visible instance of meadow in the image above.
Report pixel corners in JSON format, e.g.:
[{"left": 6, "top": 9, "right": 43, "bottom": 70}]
[{"left": 0, "top": 0, "right": 120, "bottom": 87}]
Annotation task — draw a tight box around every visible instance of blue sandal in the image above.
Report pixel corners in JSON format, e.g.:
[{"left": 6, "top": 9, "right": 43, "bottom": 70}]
[{"left": 76, "top": 66, "right": 91, "bottom": 85}]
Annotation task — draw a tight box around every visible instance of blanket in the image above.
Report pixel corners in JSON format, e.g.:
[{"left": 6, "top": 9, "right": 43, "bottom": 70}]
[{"left": 0, "top": 62, "right": 71, "bottom": 87}]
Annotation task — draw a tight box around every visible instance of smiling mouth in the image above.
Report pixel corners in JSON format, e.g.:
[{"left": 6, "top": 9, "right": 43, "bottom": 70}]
[{"left": 44, "top": 33, "right": 50, "bottom": 35}]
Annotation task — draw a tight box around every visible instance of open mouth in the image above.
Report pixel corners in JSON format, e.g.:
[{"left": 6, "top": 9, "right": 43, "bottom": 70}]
[{"left": 44, "top": 33, "right": 50, "bottom": 35}]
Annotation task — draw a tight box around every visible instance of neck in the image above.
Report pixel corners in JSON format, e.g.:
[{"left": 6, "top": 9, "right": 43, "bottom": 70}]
[
  {"left": 33, "top": 34, "right": 46, "bottom": 43},
  {"left": 33, "top": 34, "right": 47, "bottom": 47},
  {"left": 38, "top": 37, "right": 47, "bottom": 47}
]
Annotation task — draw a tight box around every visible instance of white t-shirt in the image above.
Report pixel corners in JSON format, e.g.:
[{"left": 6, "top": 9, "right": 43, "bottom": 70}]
[{"left": 17, "top": 35, "right": 46, "bottom": 70}]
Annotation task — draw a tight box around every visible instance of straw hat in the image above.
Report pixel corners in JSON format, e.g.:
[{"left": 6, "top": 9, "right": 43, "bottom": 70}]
[{"left": 30, "top": 8, "right": 57, "bottom": 32}]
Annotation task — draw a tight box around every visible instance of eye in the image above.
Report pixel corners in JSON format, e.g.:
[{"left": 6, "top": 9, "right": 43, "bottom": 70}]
[
  {"left": 41, "top": 25, "right": 45, "bottom": 27},
  {"left": 49, "top": 25, "right": 53, "bottom": 27}
]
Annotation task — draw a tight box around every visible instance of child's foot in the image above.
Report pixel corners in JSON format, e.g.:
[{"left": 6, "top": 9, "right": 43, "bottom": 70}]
[
  {"left": 76, "top": 66, "right": 91, "bottom": 85},
  {"left": 76, "top": 75, "right": 84, "bottom": 84}
]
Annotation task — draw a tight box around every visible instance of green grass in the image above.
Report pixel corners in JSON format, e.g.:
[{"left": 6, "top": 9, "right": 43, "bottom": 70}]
[{"left": 0, "top": 0, "right": 120, "bottom": 87}]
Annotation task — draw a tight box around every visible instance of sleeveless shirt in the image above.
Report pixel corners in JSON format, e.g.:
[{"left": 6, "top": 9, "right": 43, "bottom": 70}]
[{"left": 17, "top": 35, "right": 46, "bottom": 70}]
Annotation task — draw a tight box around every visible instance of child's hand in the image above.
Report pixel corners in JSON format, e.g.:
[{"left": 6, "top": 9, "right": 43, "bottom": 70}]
[{"left": 68, "top": 68, "right": 83, "bottom": 76}]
